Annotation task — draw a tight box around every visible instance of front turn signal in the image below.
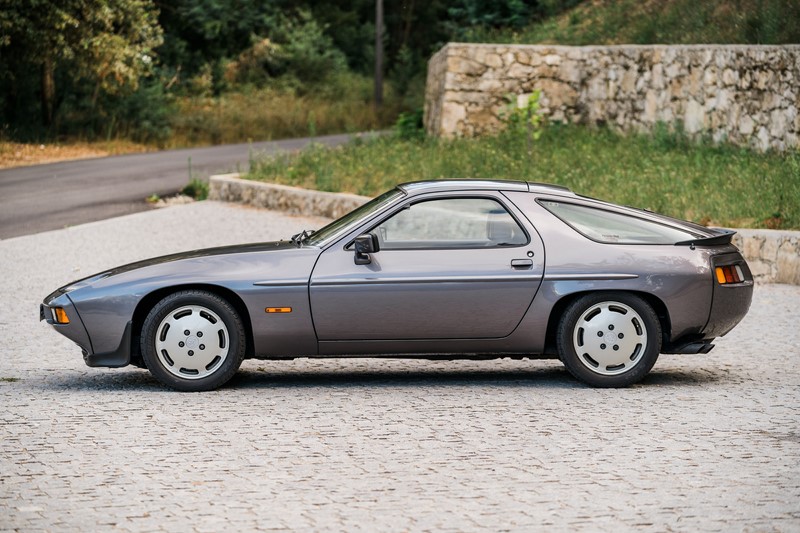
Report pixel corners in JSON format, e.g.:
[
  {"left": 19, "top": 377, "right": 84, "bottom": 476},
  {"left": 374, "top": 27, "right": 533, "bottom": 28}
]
[{"left": 53, "top": 307, "right": 70, "bottom": 324}]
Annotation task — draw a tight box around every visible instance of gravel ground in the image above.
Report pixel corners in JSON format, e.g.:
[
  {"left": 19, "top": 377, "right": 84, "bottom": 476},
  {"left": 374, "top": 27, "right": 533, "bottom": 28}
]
[{"left": 1, "top": 201, "right": 798, "bottom": 532}]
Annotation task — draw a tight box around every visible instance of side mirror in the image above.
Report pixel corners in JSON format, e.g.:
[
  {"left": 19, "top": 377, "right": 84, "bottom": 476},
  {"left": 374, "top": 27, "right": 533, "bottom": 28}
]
[{"left": 354, "top": 233, "right": 380, "bottom": 265}]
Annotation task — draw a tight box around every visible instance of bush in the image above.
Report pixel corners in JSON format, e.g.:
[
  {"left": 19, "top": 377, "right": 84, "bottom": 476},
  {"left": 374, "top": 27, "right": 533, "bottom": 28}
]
[{"left": 394, "top": 109, "right": 425, "bottom": 140}]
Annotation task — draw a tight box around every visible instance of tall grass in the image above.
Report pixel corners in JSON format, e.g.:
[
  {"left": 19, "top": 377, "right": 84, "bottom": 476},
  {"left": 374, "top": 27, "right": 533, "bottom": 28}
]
[
  {"left": 169, "top": 74, "right": 401, "bottom": 147},
  {"left": 248, "top": 124, "right": 800, "bottom": 230}
]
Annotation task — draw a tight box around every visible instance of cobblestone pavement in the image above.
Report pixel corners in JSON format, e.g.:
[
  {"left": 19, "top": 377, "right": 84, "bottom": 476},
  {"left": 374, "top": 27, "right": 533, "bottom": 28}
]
[{"left": 1, "top": 201, "right": 798, "bottom": 532}]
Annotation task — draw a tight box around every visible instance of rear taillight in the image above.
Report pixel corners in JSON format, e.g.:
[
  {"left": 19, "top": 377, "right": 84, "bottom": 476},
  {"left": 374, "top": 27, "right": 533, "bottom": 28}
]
[{"left": 715, "top": 264, "right": 745, "bottom": 285}]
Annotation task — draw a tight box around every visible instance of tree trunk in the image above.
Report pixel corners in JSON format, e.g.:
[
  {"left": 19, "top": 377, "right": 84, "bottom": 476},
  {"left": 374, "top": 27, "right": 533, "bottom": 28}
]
[
  {"left": 41, "top": 55, "right": 55, "bottom": 127},
  {"left": 374, "top": 0, "right": 383, "bottom": 108},
  {"left": 401, "top": 0, "right": 415, "bottom": 49}
]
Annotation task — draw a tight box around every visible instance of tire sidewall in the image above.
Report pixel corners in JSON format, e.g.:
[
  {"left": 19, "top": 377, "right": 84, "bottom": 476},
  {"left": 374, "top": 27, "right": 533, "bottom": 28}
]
[
  {"left": 557, "top": 292, "right": 661, "bottom": 388},
  {"left": 141, "top": 290, "right": 246, "bottom": 392}
]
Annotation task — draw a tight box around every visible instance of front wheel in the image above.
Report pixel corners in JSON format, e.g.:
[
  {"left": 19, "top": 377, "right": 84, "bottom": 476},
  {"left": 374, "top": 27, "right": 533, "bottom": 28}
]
[
  {"left": 557, "top": 292, "right": 661, "bottom": 387},
  {"left": 141, "top": 290, "right": 246, "bottom": 392}
]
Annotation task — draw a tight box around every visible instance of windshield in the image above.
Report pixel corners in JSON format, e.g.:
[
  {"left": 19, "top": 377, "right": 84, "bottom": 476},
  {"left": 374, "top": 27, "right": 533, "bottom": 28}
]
[{"left": 303, "top": 188, "right": 405, "bottom": 246}]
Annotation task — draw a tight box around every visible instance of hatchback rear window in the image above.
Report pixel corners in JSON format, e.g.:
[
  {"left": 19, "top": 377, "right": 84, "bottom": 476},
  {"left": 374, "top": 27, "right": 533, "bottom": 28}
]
[{"left": 540, "top": 200, "right": 699, "bottom": 244}]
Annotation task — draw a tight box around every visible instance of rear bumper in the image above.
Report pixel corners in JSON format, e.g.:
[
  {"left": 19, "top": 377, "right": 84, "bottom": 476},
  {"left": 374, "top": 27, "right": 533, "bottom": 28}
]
[{"left": 703, "top": 253, "right": 754, "bottom": 338}]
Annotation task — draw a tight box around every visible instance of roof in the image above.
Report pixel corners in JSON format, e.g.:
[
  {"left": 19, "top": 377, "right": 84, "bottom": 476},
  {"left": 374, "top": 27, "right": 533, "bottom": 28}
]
[{"left": 397, "top": 179, "right": 571, "bottom": 195}]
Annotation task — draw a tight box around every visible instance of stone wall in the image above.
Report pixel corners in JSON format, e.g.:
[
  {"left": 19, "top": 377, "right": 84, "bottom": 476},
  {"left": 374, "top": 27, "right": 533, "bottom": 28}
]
[
  {"left": 209, "top": 173, "right": 367, "bottom": 219},
  {"left": 733, "top": 229, "right": 800, "bottom": 285},
  {"left": 424, "top": 44, "right": 800, "bottom": 151}
]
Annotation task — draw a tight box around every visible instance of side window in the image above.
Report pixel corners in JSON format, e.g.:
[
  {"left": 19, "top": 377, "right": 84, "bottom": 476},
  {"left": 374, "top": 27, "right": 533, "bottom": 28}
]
[
  {"left": 374, "top": 198, "right": 527, "bottom": 249},
  {"left": 540, "top": 200, "right": 699, "bottom": 244}
]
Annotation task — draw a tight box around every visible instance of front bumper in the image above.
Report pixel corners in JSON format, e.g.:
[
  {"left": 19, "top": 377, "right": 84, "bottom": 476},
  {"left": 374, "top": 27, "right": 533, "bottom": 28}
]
[
  {"left": 40, "top": 293, "right": 93, "bottom": 357},
  {"left": 41, "top": 294, "right": 131, "bottom": 368}
]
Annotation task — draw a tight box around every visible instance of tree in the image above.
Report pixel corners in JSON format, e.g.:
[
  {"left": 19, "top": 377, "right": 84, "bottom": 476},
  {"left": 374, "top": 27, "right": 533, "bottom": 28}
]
[
  {"left": 374, "top": 0, "right": 383, "bottom": 107},
  {"left": 0, "top": 0, "right": 163, "bottom": 128}
]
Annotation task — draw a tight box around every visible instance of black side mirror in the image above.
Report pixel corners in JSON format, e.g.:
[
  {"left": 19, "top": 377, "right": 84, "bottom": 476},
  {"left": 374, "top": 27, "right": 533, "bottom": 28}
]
[{"left": 354, "top": 233, "right": 380, "bottom": 265}]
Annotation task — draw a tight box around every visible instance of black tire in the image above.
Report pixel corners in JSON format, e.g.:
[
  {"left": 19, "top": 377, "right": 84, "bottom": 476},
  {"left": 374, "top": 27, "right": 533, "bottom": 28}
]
[
  {"left": 557, "top": 292, "right": 661, "bottom": 388},
  {"left": 141, "top": 290, "right": 246, "bottom": 392}
]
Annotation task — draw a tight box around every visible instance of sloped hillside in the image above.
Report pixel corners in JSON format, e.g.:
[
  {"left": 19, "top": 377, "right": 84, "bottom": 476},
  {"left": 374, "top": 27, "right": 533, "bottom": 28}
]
[{"left": 462, "top": 0, "right": 800, "bottom": 45}]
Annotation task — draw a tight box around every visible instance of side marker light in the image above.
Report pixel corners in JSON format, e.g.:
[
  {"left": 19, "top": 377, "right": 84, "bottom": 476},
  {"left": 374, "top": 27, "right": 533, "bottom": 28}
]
[{"left": 265, "top": 307, "right": 292, "bottom": 313}]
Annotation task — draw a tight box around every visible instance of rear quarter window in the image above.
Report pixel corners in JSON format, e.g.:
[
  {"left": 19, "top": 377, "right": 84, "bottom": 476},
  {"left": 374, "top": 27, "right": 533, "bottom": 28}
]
[{"left": 540, "top": 200, "right": 698, "bottom": 244}]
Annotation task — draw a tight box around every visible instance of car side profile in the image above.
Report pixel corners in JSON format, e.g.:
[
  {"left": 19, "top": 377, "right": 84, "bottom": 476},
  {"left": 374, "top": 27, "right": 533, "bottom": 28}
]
[{"left": 41, "top": 180, "right": 753, "bottom": 391}]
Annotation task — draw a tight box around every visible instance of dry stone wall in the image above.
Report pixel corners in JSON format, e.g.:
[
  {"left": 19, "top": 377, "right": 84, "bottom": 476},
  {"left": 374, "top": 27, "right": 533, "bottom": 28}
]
[{"left": 424, "top": 43, "right": 800, "bottom": 151}]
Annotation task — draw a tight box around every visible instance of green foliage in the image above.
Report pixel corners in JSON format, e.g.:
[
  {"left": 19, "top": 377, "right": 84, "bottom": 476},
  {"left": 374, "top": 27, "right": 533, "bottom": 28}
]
[
  {"left": 394, "top": 109, "right": 425, "bottom": 141},
  {"left": 248, "top": 125, "right": 800, "bottom": 230},
  {"left": 389, "top": 45, "right": 418, "bottom": 98},
  {"left": 181, "top": 178, "right": 209, "bottom": 200},
  {"left": 466, "top": 0, "right": 800, "bottom": 45},
  {"left": 222, "top": 10, "right": 347, "bottom": 90},
  {"left": 0, "top": 0, "right": 163, "bottom": 133},
  {"left": 63, "top": 79, "right": 172, "bottom": 144},
  {"left": 157, "top": 0, "right": 277, "bottom": 80},
  {"left": 3, "top": 0, "right": 798, "bottom": 146},
  {"left": 267, "top": 10, "right": 347, "bottom": 85},
  {"left": 448, "top": 0, "right": 531, "bottom": 28}
]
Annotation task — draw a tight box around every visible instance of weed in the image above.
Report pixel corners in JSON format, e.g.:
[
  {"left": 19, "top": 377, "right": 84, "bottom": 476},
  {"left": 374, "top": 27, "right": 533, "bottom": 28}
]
[
  {"left": 500, "top": 90, "right": 544, "bottom": 155},
  {"left": 181, "top": 178, "right": 209, "bottom": 201}
]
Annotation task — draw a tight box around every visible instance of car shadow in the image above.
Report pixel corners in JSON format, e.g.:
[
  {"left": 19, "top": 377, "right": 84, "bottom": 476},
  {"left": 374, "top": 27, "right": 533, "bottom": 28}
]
[
  {"left": 36, "top": 361, "right": 724, "bottom": 392},
  {"left": 229, "top": 366, "right": 580, "bottom": 390}
]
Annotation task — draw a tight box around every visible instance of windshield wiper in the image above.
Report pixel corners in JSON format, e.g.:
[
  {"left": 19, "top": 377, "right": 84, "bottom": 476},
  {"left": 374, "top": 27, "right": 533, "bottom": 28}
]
[{"left": 290, "top": 229, "right": 315, "bottom": 246}]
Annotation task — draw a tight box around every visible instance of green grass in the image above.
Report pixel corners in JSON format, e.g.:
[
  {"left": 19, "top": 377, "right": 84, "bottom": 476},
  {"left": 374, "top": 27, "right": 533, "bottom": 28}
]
[
  {"left": 248, "top": 124, "right": 800, "bottom": 229},
  {"left": 462, "top": 0, "right": 800, "bottom": 46}
]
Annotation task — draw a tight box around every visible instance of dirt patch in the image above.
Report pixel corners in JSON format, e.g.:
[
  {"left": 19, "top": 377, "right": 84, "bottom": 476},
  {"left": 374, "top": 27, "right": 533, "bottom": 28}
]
[{"left": 0, "top": 141, "right": 152, "bottom": 169}]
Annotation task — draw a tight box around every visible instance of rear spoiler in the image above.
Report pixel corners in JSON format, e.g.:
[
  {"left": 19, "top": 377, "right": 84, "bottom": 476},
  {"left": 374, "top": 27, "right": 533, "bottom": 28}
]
[{"left": 675, "top": 229, "right": 736, "bottom": 247}]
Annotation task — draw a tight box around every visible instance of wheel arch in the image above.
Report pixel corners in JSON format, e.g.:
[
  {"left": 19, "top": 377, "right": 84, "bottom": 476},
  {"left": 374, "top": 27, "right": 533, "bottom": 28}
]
[
  {"left": 543, "top": 289, "right": 671, "bottom": 355},
  {"left": 129, "top": 284, "right": 255, "bottom": 366}
]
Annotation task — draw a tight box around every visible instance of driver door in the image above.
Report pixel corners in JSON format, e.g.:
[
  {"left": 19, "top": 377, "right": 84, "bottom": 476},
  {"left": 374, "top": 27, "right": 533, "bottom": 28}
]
[{"left": 309, "top": 193, "right": 544, "bottom": 343}]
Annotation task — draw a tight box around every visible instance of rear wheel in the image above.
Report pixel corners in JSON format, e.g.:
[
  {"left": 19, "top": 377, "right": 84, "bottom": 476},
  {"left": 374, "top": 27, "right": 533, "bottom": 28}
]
[
  {"left": 557, "top": 292, "right": 661, "bottom": 387},
  {"left": 141, "top": 290, "right": 246, "bottom": 392}
]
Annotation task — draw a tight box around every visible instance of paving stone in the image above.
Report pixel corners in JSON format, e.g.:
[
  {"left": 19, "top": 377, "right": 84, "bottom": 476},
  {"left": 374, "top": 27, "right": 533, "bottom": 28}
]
[{"left": 0, "top": 201, "right": 798, "bottom": 531}]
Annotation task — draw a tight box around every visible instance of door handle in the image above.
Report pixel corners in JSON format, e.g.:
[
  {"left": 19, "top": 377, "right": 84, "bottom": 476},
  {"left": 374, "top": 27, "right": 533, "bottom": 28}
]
[{"left": 511, "top": 259, "right": 533, "bottom": 269}]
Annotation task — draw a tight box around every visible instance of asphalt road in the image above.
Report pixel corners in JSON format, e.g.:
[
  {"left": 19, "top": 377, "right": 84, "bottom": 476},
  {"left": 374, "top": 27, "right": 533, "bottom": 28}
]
[{"left": 0, "top": 133, "right": 353, "bottom": 239}]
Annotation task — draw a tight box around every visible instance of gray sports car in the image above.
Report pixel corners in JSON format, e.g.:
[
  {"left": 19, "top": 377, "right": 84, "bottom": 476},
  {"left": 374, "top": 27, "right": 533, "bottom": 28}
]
[{"left": 41, "top": 180, "right": 753, "bottom": 391}]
